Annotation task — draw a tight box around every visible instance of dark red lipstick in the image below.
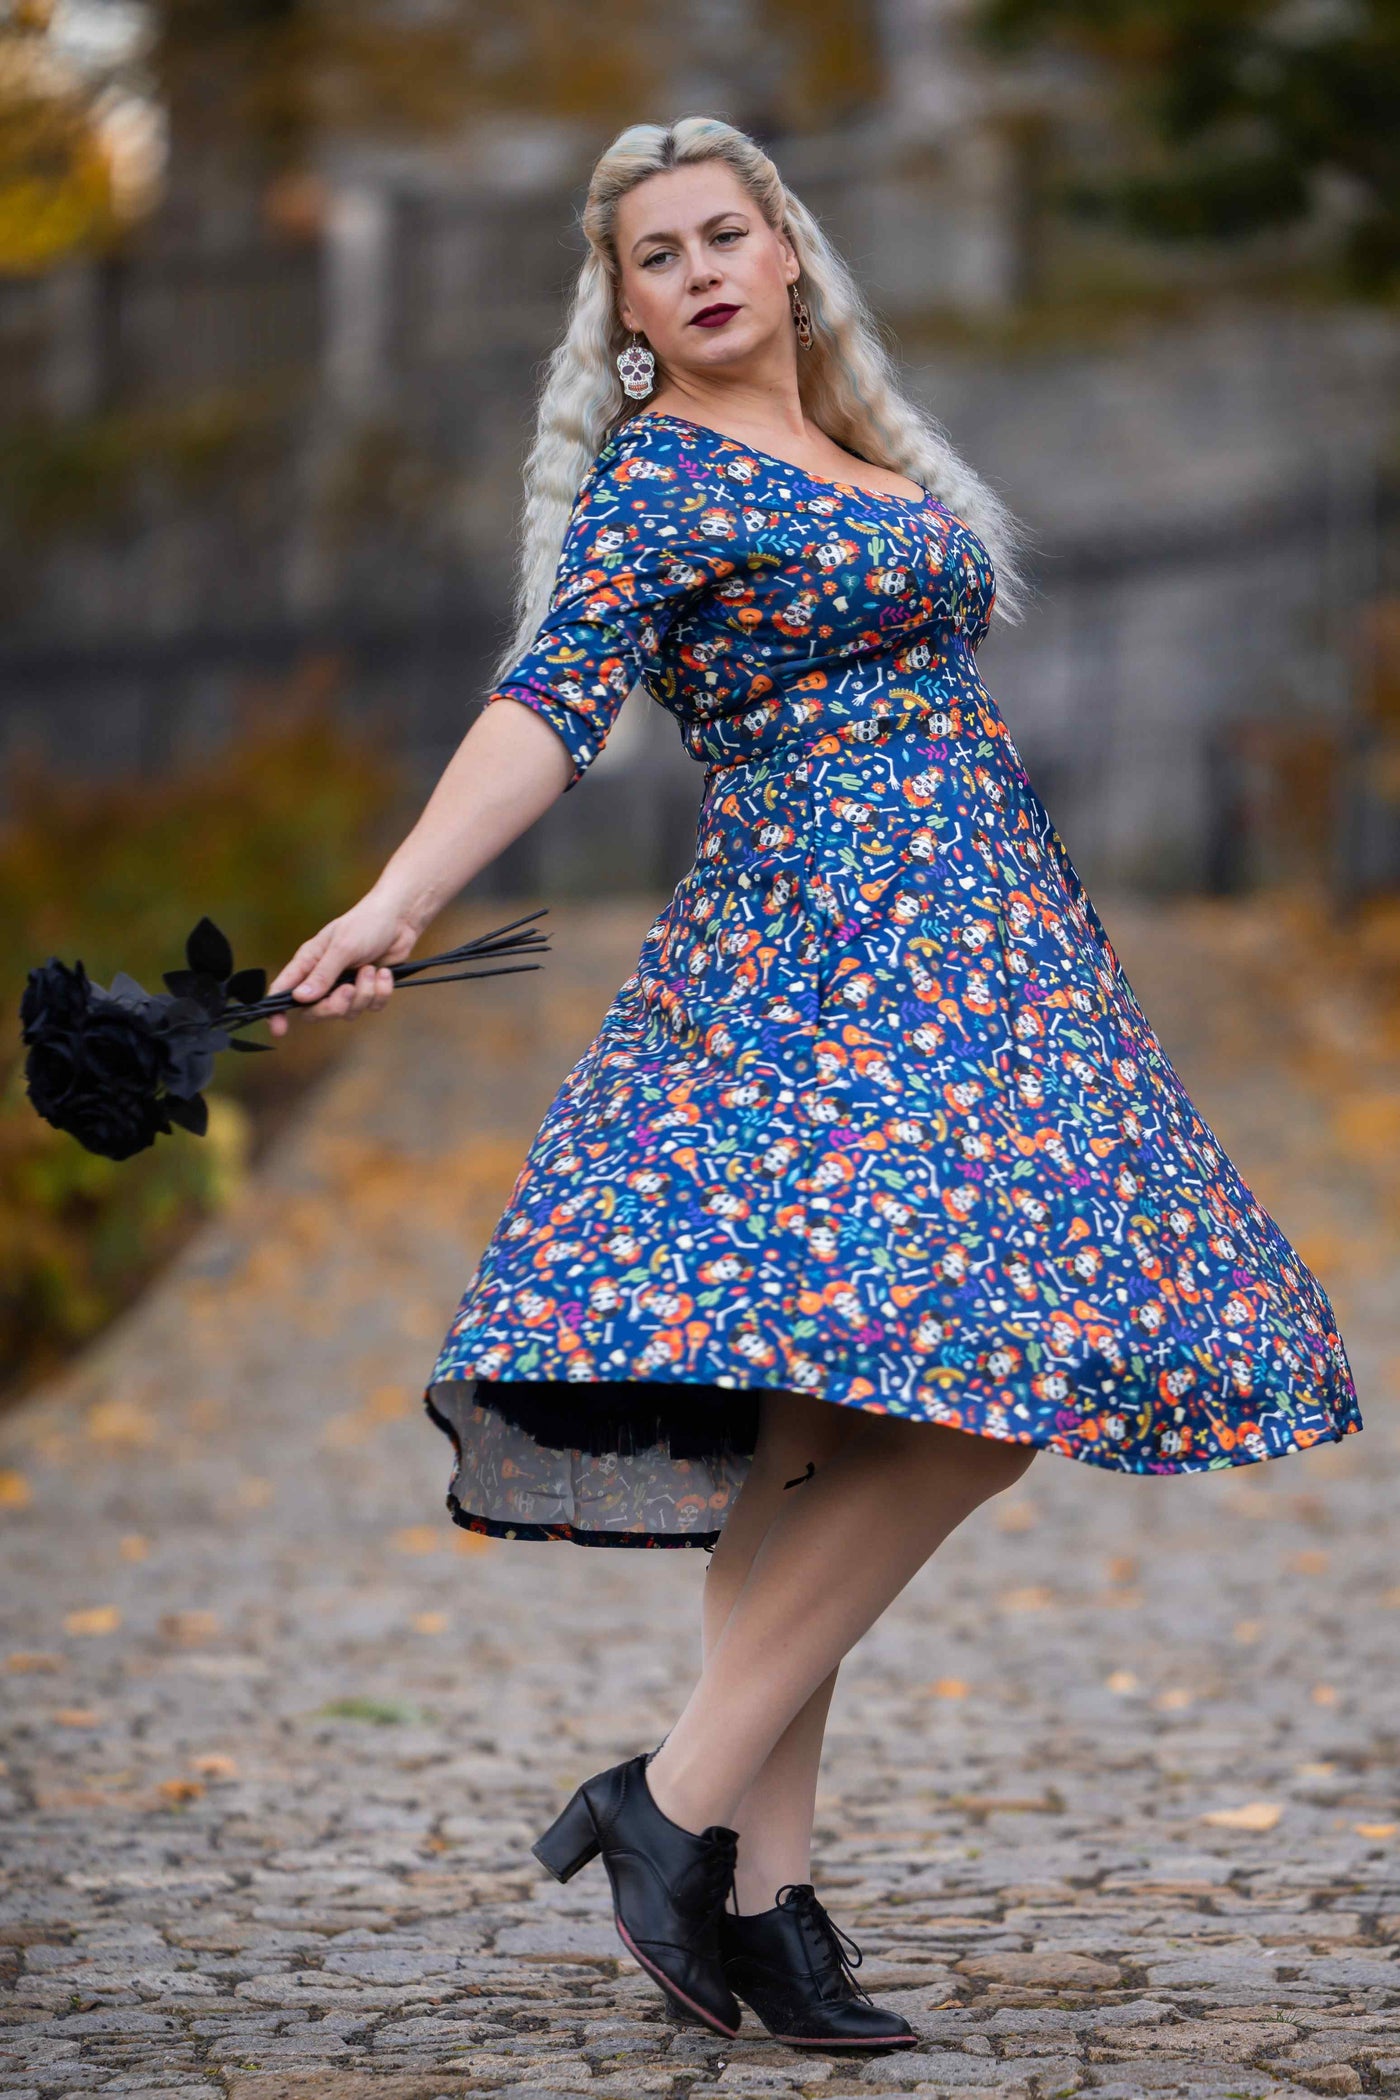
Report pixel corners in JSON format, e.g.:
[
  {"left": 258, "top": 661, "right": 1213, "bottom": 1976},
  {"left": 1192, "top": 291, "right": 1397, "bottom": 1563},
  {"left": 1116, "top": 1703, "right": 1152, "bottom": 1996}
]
[{"left": 690, "top": 303, "right": 740, "bottom": 327}]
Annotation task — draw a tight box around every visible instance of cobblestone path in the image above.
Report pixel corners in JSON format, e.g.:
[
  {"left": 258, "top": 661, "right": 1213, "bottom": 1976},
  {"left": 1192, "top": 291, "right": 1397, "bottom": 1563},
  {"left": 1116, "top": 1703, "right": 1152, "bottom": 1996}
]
[{"left": 2, "top": 896, "right": 1398, "bottom": 2100}]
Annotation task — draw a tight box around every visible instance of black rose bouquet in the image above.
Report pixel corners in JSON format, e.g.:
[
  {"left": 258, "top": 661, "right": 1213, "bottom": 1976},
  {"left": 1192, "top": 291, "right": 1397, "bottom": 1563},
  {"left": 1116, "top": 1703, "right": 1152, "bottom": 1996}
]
[{"left": 18, "top": 909, "right": 550, "bottom": 1162}]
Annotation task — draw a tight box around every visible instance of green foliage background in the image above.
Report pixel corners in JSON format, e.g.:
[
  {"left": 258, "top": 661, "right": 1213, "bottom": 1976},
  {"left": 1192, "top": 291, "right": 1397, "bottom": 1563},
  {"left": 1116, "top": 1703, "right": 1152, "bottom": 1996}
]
[{"left": 0, "top": 664, "right": 407, "bottom": 1404}]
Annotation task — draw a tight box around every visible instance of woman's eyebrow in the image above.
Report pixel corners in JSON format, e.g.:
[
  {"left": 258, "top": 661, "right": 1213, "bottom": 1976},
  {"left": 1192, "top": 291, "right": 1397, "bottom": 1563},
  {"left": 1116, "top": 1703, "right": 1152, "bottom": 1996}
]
[{"left": 630, "top": 211, "right": 747, "bottom": 258}]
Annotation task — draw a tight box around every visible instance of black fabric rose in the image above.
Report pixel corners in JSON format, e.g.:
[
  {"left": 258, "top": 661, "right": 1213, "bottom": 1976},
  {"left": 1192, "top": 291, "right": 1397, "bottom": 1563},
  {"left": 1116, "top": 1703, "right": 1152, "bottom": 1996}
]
[
  {"left": 19, "top": 956, "right": 91, "bottom": 1042},
  {"left": 19, "top": 909, "right": 549, "bottom": 1161},
  {"left": 52, "top": 1081, "right": 173, "bottom": 1163}
]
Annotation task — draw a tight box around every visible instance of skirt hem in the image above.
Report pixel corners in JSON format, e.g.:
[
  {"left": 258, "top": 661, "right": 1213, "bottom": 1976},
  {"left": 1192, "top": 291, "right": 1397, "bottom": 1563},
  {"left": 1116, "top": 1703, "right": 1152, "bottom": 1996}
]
[{"left": 421, "top": 1367, "right": 1363, "bottom": 1550}]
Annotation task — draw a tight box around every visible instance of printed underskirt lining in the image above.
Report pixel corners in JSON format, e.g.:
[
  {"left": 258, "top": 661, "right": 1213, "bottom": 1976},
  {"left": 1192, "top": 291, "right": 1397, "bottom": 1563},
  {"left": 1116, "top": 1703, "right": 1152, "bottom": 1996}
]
[{"left": 476, "top": 1375, "right": 763, "bottom": 1463}]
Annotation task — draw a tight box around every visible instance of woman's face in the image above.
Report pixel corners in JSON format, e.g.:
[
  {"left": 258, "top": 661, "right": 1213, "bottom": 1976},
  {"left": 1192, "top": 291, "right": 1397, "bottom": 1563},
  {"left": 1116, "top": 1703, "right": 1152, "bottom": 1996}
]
[{"left": 613, "top": 161, "right": 798, "bottom": 388}]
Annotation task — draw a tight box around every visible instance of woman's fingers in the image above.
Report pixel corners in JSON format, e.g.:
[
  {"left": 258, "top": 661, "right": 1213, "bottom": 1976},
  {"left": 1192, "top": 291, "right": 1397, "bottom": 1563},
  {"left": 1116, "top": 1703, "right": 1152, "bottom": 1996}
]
[
  {"left": 267, "top": 929, "right": 333, "bottom": 1000},
  {"left": 282, "top": 961, "right": 395, "bottom": 1027},
  {"left": 267, "top": 904, "right": 407, "bottom": 1037},
  {"left": 289, "top": 937, "right": 353, "bottom": 1008}
]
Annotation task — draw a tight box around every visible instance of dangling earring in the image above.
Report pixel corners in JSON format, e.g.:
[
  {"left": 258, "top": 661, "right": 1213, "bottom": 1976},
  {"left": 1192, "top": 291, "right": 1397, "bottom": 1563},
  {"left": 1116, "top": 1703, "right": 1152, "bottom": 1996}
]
[
  {"left": 789, "top": 281, "right": 813, "bottom": 349},
  {"left": 616, "top": 331, "right": 656, "bottom": 400}
]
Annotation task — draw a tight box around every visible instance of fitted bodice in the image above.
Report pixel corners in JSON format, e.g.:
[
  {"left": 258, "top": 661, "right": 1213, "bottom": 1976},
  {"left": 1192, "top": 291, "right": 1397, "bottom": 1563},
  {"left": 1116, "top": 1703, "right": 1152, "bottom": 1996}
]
[{"left": 486, "top": 409, "right": 999, "bottom": 789}]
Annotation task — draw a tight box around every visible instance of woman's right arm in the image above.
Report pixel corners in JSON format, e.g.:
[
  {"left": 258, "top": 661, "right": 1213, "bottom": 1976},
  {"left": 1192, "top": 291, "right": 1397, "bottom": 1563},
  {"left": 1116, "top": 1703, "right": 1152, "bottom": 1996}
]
[
  {"left": 266, "top": 430, "right": 736, "bottom": 1034},
  {"left": 264, "top": 697, "right": 574, "bottom": 1034}
]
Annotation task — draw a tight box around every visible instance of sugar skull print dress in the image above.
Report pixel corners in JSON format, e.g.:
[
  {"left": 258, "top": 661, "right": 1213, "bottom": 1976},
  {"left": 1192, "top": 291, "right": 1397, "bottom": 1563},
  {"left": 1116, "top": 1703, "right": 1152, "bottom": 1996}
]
[{"left": 423, "top": 410, "right": 1363, "bottom": 1548}]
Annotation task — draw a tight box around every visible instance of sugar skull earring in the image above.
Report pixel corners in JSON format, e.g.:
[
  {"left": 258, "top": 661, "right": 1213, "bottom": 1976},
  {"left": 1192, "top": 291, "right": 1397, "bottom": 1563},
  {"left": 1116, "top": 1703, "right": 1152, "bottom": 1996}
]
[{"left": 616, "top": 332, "right": 656, "bottom": 399}]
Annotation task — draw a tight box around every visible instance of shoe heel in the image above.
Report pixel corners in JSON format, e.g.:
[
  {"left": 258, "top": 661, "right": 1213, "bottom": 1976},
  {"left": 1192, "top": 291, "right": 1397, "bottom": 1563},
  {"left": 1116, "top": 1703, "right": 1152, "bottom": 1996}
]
[{"left": 531, "top": 1787, "right": 601, "bottom": 1882}]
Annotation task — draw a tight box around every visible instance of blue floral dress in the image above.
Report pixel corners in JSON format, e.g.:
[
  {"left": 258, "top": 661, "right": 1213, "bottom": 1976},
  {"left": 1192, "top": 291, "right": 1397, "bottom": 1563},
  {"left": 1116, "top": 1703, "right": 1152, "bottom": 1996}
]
[{"left": 423, "top": 410, "right": 1363, "bottom": 1548}]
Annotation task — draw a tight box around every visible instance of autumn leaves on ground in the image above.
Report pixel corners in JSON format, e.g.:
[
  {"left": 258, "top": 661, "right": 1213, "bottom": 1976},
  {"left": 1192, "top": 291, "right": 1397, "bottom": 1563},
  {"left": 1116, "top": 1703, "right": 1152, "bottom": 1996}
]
[{"left": 1, "top": 891, "right": 1398, "bottom": 2100}]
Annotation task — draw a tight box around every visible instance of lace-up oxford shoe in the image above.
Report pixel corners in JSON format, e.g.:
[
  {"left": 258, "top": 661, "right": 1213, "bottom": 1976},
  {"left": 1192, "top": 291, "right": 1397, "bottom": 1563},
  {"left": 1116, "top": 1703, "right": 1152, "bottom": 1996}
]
[
  {"left": 718, "top": 1881, "right": 918, "bottom": 2050},
  {"left": 532, "top": 1751, "right": 742, "bottom": 2037}
]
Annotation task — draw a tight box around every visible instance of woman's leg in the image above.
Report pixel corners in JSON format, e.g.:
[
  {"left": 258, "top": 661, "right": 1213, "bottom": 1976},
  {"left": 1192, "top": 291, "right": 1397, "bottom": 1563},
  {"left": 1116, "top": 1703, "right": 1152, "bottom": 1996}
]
[
  {"left": 648, "top": 1403, "right": 1037, "bottom": 1838},
  {"left": 699, "top": 1392, "right": 860, "bottom": 1912}
]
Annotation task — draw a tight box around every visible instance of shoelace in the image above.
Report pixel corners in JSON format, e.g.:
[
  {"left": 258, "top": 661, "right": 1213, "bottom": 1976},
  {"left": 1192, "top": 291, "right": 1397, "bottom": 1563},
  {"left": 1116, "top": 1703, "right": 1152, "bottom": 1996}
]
[
  {"left": 700, "top": 1833, "right": 740, "bottom": 1919},
  {"left": 775, "top": 1882, "right": 876, "bottom": 2005}
]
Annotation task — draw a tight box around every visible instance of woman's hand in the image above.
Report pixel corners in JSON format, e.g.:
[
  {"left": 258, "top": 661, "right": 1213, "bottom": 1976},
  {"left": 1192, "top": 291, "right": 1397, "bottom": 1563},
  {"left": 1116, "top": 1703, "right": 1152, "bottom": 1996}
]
[{"left": 264, "top": 886, "right": 424, "bottom": 1038}]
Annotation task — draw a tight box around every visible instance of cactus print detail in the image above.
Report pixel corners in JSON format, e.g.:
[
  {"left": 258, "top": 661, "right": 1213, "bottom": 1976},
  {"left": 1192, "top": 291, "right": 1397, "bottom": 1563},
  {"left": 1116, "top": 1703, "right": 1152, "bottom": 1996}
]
[{"left": 424, "top": 411, "right": 1363, "bottom": 1548}]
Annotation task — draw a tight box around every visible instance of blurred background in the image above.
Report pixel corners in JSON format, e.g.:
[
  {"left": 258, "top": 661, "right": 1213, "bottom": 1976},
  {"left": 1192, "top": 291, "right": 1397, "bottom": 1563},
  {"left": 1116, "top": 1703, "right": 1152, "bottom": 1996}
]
[{"left": 2, "top": 0, "right": 1399, "bottom": 1401}]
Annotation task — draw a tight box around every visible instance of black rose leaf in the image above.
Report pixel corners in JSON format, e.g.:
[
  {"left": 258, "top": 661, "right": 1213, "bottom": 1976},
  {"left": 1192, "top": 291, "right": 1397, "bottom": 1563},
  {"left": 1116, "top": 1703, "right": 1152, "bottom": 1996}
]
[
  {"left": 163, "top": 1091, "right": 209, "bottom": 1137},
  {"left": 185, "top": 917, "right": 234, "bottom": 982}
]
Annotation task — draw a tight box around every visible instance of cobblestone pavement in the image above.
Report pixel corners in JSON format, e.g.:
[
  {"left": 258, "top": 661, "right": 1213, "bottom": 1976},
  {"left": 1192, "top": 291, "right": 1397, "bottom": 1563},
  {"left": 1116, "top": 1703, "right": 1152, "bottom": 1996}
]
[{"left": 2, "top": 895, "right": 1398, "bottom": 2100}]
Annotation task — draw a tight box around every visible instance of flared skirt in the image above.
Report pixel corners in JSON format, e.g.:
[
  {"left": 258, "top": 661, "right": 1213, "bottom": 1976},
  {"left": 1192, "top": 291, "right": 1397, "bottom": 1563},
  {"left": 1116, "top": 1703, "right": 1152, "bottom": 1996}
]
[{"left": 424, "top": 703, "right": 1363, "bottom": 1546}]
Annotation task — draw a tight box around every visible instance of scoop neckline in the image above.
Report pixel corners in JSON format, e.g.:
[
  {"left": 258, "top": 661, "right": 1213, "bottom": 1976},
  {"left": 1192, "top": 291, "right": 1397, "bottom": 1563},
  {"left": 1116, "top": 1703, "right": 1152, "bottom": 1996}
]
[{"left": 625, "top": 410, "right": 935, "bottom": 511}]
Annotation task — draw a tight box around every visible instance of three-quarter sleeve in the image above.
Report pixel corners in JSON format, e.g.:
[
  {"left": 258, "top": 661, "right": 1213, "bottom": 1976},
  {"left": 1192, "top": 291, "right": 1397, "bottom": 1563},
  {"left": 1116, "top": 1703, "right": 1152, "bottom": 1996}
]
[{"left": 481, "top": 434, "right": 737, "bottom": 791}]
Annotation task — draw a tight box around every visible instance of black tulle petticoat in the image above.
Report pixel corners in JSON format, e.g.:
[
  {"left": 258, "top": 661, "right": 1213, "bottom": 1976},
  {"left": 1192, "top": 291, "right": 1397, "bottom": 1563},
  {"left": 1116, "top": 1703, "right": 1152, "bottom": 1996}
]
[
  {"left": 421, "top": 1374, "right": 765, "bottom": 1547},
  {"left": 481, "top": 1376, "right": 761, "bottom": 1462}
]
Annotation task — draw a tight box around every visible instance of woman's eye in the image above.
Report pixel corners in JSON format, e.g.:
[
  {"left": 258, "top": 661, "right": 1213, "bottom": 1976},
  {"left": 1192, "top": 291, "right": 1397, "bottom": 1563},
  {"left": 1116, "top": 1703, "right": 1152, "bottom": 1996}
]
[{"left": 642, "top": 228, "right": 744, "bottom": 267}]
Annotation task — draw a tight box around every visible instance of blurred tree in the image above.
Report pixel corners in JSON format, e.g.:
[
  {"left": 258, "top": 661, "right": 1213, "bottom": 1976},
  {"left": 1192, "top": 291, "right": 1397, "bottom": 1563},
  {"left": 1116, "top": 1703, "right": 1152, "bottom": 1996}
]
[
  {"left": 973, "top": 0, "right": 1400, "bottom": 295},
  {"left": 151, "top": 0, "right": 881, "bottom": 170},
  {"left": 5, "top": 0, "right": 883, "bottom": 268},
  {"left": 149, "top": 0, "right": 663, "bottom": 193},
  {"left": 748, "top": 0, "right": 882, "bottom": 135},
  {"left": 0, "top": 0, "right": 135, "bottom": 272}
]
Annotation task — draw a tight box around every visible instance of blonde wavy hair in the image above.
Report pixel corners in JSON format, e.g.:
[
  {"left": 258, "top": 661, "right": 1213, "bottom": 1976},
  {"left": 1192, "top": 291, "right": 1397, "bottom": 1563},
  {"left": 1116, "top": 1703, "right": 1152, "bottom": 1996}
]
[{"left": 488, "top": 114, "right": 1033, "bottom": 684}]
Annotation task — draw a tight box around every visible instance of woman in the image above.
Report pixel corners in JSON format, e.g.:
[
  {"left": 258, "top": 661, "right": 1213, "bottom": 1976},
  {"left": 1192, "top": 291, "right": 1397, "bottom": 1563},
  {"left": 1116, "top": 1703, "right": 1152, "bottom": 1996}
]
[{"left": 267, "top": 117, "right": 1363, "bottom": 2054}]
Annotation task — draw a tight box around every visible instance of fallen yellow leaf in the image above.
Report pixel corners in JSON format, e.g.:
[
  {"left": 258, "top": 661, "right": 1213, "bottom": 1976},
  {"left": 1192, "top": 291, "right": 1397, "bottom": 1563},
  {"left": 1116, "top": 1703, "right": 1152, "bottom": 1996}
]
[
  {"left": 366, "top": 1385, "right": 413, "bottom": 1423},
  {"left": 450, "top": 1528, "right": 493, "bottom": 1554},
  {"left": 1311, "top": 1683, "right": 1341, "bottom": 1706},
  {"left": 5, "top": 1651, "right": 64, "bottom": 1673},
  {"left": 0, "top": 1471, "right": 32, "bottom": 1510},
  {"left": 64, "top": 1606, "right": 121, "bottom": 1637},
  {"left": 119, "top": 1534, "right": 150, "bottom": 1562},
  {"left": 1106, "top": 1669, "right": 1140, "bottom": 1694},
  {"left": 1354, "top": 1821, "right": 1397, "bottom": 1840},
  {"left": 999, "top": 1584, "right": 1055, "bottom": 1611},
  {"left": 1334, "top": 1092, "right": 1400, "bottom": 1158},
  {"left": 928, "top": 1676, "right": 969, "bottom": 1699},
  {"left": 86, "top": 1398, "right": 157, "bottom": 1447},
  {"left": 1105, "top": 1554, "right": 1139, "bottom": 1585},
  {"left": 1154, "top": 1687, "right": 1194, "bottom": 1711},
  {"left": 52, "top": 1708, "right": 101, "bottom": 1728},
  {"left": 1296, "top": 1761, "right": 1337, "bottom": 1777},
  {"left": 411, "top": 1611, "right": 449, "bottom": 1635},
  {"left": 1287, "top": 1549, "right": 1329, "bottom": 1575},
  {"left": 1200, "top": 1801, "right": 1283, "bottom": 1832},
  {"left": 190, "top": 1754, "right": 239, "bottom": 1780},
  {"left": 157, "top": 1778, "right": 204, "bottom": 1804},
  {"left": 391, "top": 1526, "right": 443, "bottom": 1556}
]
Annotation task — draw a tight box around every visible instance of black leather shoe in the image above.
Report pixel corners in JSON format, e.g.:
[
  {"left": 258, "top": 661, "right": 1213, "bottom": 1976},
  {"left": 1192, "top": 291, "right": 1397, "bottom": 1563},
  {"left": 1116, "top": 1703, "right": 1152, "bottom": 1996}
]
[
  {"left": 718, "top": 1881, "right": 918, "bottom": 2051},
  {"left": 531, "top": 1751, "right": 743, "bottom": 2037}
]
